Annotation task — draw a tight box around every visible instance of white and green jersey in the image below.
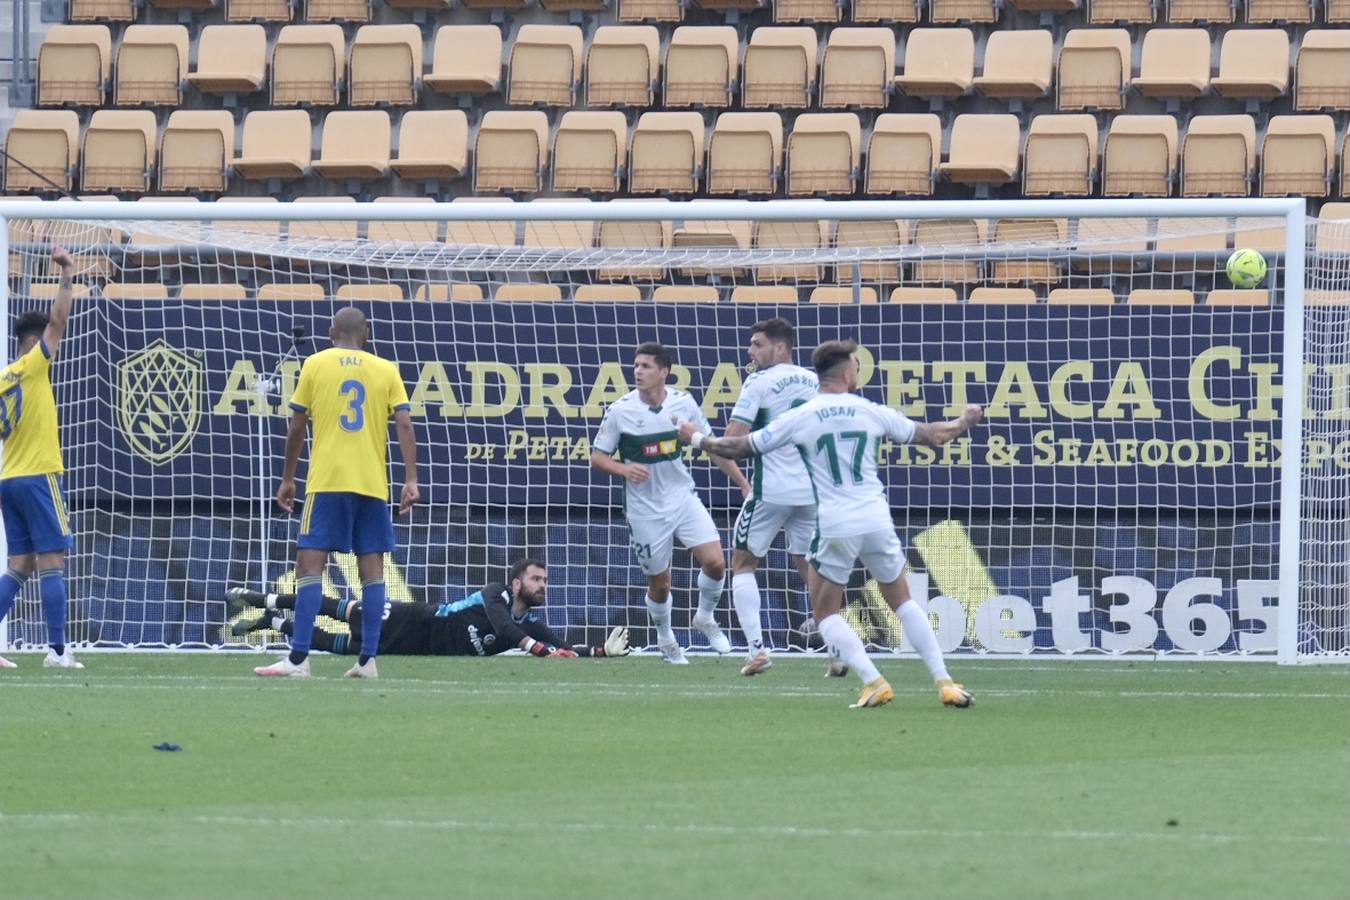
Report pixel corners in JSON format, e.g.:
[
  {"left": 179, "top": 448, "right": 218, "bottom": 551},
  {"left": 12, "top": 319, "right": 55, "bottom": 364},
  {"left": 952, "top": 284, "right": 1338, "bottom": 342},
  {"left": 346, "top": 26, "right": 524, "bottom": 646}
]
[
  {"left": 748, "top": 392, "right": 917, "bottom": 538},
  {"left": 729, "top": 363, "right": 818, "bottom": 506},
  {"left": 593, "top": 388, "right": 711, "bottom": 521}
]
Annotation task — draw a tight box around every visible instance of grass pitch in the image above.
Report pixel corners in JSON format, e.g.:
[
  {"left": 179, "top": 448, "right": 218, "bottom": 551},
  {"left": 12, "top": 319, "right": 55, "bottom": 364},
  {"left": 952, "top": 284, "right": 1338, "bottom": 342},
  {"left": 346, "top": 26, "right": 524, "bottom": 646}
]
[{"left": 1, "top": 654, "right": 1346, "bottom": 900}]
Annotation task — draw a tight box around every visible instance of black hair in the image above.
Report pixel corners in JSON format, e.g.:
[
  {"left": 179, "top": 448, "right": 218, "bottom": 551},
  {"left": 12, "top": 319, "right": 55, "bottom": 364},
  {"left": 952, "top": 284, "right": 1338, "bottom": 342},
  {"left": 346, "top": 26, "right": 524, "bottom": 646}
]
[
  {"left": 750, "top": 318, "right": 796, "bottom": 349},
  {"left": 634, "top": 341, "right": 672, "bottom": 371},
  {"left": 509, "top": 558, "right": 547, "bottom": 586},
  {"left": 14, "top": 312, "right": 47, "bottom": 348},
  {"left": 811, "top": 339, "right": 859, "bottom": 380}
]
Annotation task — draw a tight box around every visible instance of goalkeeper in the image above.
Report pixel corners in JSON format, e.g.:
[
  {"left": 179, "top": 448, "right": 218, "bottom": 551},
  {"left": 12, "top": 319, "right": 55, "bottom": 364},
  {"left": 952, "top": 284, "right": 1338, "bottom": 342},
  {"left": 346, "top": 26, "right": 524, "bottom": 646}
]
[{"left": 226, "top": 558, "right": 629, "bottom": 659}]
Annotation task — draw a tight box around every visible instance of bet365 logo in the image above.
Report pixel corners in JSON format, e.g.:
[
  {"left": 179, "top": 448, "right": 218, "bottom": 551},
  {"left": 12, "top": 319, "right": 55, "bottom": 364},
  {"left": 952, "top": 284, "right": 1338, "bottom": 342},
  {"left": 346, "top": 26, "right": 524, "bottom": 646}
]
[{"left": 117, "top": 340, "right": 203, "bottom": 465}]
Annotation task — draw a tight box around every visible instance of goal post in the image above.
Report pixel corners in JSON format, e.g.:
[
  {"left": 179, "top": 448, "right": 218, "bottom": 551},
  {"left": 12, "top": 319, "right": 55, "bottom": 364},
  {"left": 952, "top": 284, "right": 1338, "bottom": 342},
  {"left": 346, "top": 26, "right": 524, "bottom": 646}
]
[{"left": 0, "top": 196, "right": 1343, "bottom": 663}]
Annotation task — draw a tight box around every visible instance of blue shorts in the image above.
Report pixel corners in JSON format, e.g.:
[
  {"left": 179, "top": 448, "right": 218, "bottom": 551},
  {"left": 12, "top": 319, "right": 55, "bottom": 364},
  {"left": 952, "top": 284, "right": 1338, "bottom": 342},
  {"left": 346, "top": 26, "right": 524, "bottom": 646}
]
[
  {"left": 297, "top": 491, "right": 396, "bottom": 555},
  {"left": 0, "top": 473, "right": 74, "bottom": 556}
]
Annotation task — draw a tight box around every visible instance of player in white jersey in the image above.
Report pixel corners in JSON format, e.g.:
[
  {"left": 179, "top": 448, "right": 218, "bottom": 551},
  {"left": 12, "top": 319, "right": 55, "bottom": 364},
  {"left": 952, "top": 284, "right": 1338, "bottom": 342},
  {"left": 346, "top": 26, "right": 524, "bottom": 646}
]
[
  {"left": 721, "top": 318, "right": 818, "bottom": 676},
  {"left": 678, "top": 340, "right": 983, "bottom": 709},
  {"left": 591, "top": 342, "right": 751, "bottom": 664}
]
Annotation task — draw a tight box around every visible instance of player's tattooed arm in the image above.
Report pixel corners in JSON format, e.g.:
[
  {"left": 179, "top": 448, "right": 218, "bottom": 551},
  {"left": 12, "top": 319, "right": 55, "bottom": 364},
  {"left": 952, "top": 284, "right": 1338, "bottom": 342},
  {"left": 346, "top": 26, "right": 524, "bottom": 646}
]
[
  {"left": 673, "top": 419, "right": 755, "bottom": 460},
  {"left": 911, "top": 404, "right": 985, "bottom": 448}
]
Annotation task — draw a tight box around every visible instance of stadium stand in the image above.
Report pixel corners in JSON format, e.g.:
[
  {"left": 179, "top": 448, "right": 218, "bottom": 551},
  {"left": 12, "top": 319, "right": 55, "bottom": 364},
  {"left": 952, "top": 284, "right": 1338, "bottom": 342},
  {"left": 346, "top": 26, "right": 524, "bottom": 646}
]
[
  {"left": 3, "top": 110, "right": 80, "bottom": 193},
  {"left": 819, "top": 28, "right": 894, "bottom": 109},
  {"left": 187, "top": 25, "right": 268, "bottom": 96},
  {"left": 663, "top": 26, "right": 738, "bottom": 107},
  {"left": 270, "top": 24, "right": 344, "bottom": 106},
  {"left": 585, "top": 26, "right": 661, "bottom": 107},
  {"left": 425, "top": 26, "right": 503, "bottom": 95},
  {"left": 159, "top": 110, "right": 235, "bottom": 193}
]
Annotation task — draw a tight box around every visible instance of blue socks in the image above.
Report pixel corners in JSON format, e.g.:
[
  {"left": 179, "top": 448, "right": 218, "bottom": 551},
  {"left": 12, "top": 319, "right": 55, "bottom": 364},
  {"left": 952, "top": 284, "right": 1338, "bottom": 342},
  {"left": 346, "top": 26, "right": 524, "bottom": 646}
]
[
  {"left": 0, "top": 568, "right": 29, "bottom": 627},
  {"left": 359, "top": 579, "right": 386, "bottom": 665},
  {"left": 288, "top": 575, "right": 323, "bottom": 664},
  {"left": 38, "top": 568, "right": 67, "bottom": 654}
]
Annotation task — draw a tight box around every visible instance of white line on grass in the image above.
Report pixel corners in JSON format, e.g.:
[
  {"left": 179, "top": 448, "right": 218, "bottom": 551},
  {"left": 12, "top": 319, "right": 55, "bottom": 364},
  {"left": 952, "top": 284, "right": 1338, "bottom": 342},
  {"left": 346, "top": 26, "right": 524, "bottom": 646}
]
[{"left": 0, "top": 810, "right": 1345, "bottom": 848}]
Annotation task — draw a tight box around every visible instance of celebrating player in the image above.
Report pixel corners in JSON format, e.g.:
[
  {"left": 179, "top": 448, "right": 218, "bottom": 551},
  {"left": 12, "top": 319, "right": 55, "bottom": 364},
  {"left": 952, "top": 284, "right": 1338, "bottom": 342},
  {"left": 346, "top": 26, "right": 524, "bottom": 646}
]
[
  {"left": 228, "top": 558, "right": 630, "bottom": 659},
  {"left": 0, "top": 247, "right": 81, "bottom": 670},
  {"left": 254, "top": 307, "right": 419, "bottom": 680},
  {"left": 722, "top": 318, "right": 818, "bottom": 676},
  {"left": 590, "top": 342, "right": 750, "bottom": 664},
  {"left": 678, "top": 339, "right": 983, "bottom": 709}
]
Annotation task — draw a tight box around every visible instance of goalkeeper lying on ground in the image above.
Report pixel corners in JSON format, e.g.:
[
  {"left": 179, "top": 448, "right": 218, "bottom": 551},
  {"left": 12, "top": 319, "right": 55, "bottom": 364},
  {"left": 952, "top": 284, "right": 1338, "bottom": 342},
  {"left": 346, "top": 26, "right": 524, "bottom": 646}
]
[{"left": 226, "top": 558, "right": 629, "bottom": 659}]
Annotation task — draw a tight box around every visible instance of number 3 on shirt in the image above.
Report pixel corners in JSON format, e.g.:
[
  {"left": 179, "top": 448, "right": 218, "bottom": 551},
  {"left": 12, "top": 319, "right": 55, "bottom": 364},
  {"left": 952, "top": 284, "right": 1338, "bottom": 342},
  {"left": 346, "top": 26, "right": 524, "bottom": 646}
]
[{"left": 338, "top": 379, "right": 366, "bottom": 432}]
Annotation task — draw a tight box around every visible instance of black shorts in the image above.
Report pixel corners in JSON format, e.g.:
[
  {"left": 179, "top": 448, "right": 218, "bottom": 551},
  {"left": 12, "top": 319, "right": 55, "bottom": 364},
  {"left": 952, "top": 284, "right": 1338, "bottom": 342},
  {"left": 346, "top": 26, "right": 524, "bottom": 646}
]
[{"left": 350, "top": 601, "right": 435, "bottom": 656}]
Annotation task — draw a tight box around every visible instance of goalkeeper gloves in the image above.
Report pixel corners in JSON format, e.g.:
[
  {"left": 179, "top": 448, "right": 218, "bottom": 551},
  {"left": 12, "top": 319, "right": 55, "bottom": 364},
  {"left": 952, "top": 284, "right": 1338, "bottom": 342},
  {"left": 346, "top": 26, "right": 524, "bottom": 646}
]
[{"left": 595, "top": 626, "right": 630, "bottom": 658}]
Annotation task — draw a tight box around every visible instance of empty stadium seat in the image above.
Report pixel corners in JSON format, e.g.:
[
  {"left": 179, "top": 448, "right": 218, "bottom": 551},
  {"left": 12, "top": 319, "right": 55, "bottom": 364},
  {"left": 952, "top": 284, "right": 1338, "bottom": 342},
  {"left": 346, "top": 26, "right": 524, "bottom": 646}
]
[
  {"left": 1154, "top": 217, "right": 1227, "bottom": 266},
  {"left": 232, "top": 110, "right": 312, "bottom": 181},
  {"left": 104, "top": 282, "right": 170, "bottom": 300},
  {"left": 1057, "top": 29, "right": 1131, "bottom": 110},
  {"left": 70, "top": 0, "right": 135, "bottom": 21},
  {"left": 308, "top": 0, "right": 371, "bottom": 21},
  {"left": 912, "top": 218, "right": 984, "bottom": 283},
  {"left": 940, "top": 115, "right": 1020, "bottom": 185},
  {"left": 226, "top": 0, "right": 293, "bottom": 21},
  {"left": 391, "top": 111, "right": 469, "bottom": 180},
  {"left": 553, "top": 111, "right": 629, "bottom": 193},
  {"left": 417, "top": 284, "right": 486, "bottom": 302},
  {"left": 1327, "top": 0, "right": 1350, "bottom": 22},
  {"left": 1102, "top": 115, "right": 1178, "bottom": 196},
  {"left": 990, "top": 218, "right": 1066, "bottom": 284},
  {"left": 774, "top": 0, "right": 841, "bottom": 21},
  {"left": 1206, "top": 290, "right": 1269, "bottom": 306},
  {"left": 970, "top": 288, "right": 1037, "bottom": 303},
  {"left": 1261, "top": 115, "right": 1336, "bottom": 197},
  {"left": 1088, "top": 0, "right": 1153, "bottom": 21},
  {"left": 889, "top": 287, "right": 958, "bottom": 303},
  {"left": 1133, "top": 29, "right": 1210, "bottom": 99},
  {"left": 676, "top": 202, "right": 751, "bottom": 278},
  {"left": 474, "top": 110, "right": 550, "bottom": 193},
  {"left": 188, "top": 25, "right": 267, "bottom": 95},
  {"left": 664, "top": 27, "right": 738, "bottom": 108},
  {"left": 617, "top": 0, "right": 683, "bottom": 21},
  {"left": 753, "top": 214, "right": 826, "bottom": 282},
  {"left": 833, "top": 219, "right": 902, "bottom": 283},
  {"left": 425, "top": 26, "right": 502, "bottom": 95},
  {"left": 629, "top": 112, "right": 704, "bottom": 193},
  {"left": 1182, "top": 115, "right": 1257, "bottom": 196},
  {"left": 930, "top": 0, "right": 998, "bottom": 22},
  {"left": 38, "top": 25, "right": 111, "bottom": 106},
  {"left": 272, "top": 25, "right": 344, "bottom": 106},
  {"left": 1073, "top": 217, "right": 1146, "bottom": 273},
  {"left": 729, "top": 286, "right": 796, "bottom": 303},
  {"left": 586, "top": 26, "right": 660, "bottom": 107},
  {"left": 853, "top": 0, "right": 920, "bottom": 19},
  {"left": 743, "top": 27, "right": 817, "bottom": 108},
  {"left": 159, "top": 110, "right": 234, "bottom": 193},
  {"left": 1128, "top": 290, "right": 1195, "bottom": 305},
  {"left": 313, "top": 111, "right": 391, "bottom": 180},
  {"left": 787, "top": 114, "right": 860, "bottom": 196},
  {"left": 894, "top": 28, "right": 974, "bottom": 99},
  {"left": 1023, "top": 115, "right": 1097, "bottom": 197},
  {"left": 180, "top": 283, "right": 249, "bottom": 301},
  {"left": 82, "top": 110, "right": 157, "bottom": 193},
  {"left": 1295, "top": 31, "right": 1350, "bottom": 112},
  {"left": 1212, "top": 29, "right": 1290, "bottom": 99},
  {"left": 658, "top": 286, "right": 721, "bottom": 303},
  {"left": 259, "top": 283, "right": 326, "bottom": 301},
  {"left": 496, "top": 284, "right": 563, "bottom": 302},
  {"left": 1247, "top": 0, "right": 1313, "bottom": 21},
  {"left": 369, "top": 197, "right": 437, "bottom": 243},
  {"left": 1168, "top": 0, "right": 1233, "bottom": 22},
  {"left": 115, "top": 25, "right": 189, "bottom": 106},
  {"left": 820, "top": 28, "right": 894, "bottom": 109},
  {"left": 3, "top": 110, "right": 80, "bottom": 193},
  {"left": 289, "top": 196, "right": 358, "bottom": 242},
  {"left": 336, "top": 284, "right": 405, "bottom": 302},
  {"left": 865, "top": 113, "right": 940, "bottom": 196},
  {"left": 350, "top": 25, "right": 422, "bottom": 106},
  {"left": 575, "top": 284, "right": 643, "bottom": 302},
  {"left": 597, "top": 199, "right": 672, "bottom": 281},
  {"left": 810, "top": 287, "right": 877, "bottom": 304},
  {"left": 1048, "top": 289, "right": 1115, "bottom": 305},
  {"left": 215, "top": 195, "right": 281, "bottom": 237},
  {"left": 508, "top": 25, "right": 583, "bottom": 107},
  {"left": 709, "top": 113, "right": 783, "bottom": 194},
  {"left": 974, "top": 30, "right": 1053, "bottom": 100},
  {"left": 1233, "top": 216, "right": 1286, "bottom": 253},
  {"left": 446, "top": 197, "right": 516, "bottom": 247}
]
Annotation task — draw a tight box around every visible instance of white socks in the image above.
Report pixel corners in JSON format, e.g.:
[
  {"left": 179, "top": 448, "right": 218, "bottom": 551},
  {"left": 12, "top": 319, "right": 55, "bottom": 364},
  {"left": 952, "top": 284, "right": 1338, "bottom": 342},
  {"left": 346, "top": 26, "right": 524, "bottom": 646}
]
[
  {"left": 732, "top": 573, "right": 765, "bottom": 655},
  {"left": 897, "top": 600, "right": 950, "bottom": 683},
  {"left": 645, "top": 594, "right": 676, "bottom": 645},
  {"left": 818, "top": 614, "right": 880, "bottom": 684},
  {"left": 695, "top": 571, "right": 723, "bottom": 618}
]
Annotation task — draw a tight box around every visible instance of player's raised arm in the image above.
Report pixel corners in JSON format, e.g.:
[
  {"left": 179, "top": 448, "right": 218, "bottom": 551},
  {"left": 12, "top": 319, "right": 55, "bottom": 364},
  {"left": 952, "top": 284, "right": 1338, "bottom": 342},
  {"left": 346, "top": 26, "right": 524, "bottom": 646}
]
[
  {"left": 910, "top": 404, "right": 985, "bottom": 448},
  {"left": 43, "top": 246, "right": 76, "bottom": 359}
]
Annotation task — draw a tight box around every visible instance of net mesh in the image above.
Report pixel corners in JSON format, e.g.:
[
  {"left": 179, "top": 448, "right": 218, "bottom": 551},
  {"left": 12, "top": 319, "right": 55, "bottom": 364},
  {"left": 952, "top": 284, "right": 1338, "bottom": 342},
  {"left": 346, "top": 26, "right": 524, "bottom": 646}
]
[{"left": 0, "top": 203, "right": 1342, "bottom": 659}]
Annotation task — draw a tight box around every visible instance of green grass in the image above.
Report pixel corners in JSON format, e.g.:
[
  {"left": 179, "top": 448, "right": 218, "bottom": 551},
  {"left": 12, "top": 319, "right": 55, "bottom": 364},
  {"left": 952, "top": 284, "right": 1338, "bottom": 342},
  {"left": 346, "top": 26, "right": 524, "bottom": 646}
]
[{"left": 1, "top": 655, "right": 1347, "bottom": 900}]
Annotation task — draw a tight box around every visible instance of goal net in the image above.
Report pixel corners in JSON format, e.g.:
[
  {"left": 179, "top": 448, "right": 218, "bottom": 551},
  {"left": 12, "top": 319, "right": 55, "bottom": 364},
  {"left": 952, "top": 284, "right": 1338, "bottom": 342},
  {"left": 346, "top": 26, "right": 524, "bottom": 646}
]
[{"left": 0, "top": 198, "right": 1343, "bottom": 662}]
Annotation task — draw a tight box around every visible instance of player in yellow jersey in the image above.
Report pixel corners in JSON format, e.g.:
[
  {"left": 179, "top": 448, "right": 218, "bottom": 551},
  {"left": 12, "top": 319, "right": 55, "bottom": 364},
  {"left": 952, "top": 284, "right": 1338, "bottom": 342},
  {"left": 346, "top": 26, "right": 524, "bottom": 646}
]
[
  {"left": 254, "top": 307, "right": 419, "bottom": 679},
  {"left": 0, "top": 247, "right": 81, "bottom": 670}
]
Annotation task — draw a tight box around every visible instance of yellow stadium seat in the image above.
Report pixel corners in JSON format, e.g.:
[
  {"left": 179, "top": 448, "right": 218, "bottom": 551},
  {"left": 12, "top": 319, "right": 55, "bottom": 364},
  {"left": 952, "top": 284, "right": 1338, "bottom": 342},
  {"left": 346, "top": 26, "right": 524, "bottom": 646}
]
[
  {"left": 787, "top": 113, "right": 861, "bottom": 196},
  {"left": 336, "top": 284, "right": 405, "bottom": 302},
  {"left": 496, "top": 284, "right": 563, "bottom": 302},
  {"left": 889, "top": 287, "right": 958, "bottom": 303},
  {"left": 1212, "top": 29, "right": 1290, "bottom": 100},
  {"left": 865, "top": 114, "right": 940, "bottom": 196},
  {"left": 1102, "top": 116, "right": 1178, "bottom": 197},
  {"left": 81, "top": 109, "right": 157, "bottom": 193},
  {"left": 655, "top": 286, "right": 720, "bottom": 303},
  {"left": 820, "top": 28, "right": 894, "bottom": 109},
  {"left": 708, "top": 113, "right": 783, "bottom": 195},
  {"left": 1133, "top": 29, "right": 1211, "bottom": 100},
  {"left": 810, "top": 286, "right": 877, "bottom": 304},
  {"left": 159, "top": 111, "right": 234, "bottom": 194},
  {"left": 663, "top": 27, "right": 738, "bottom": 108},
  {"left": 271, "top": 25, "right": 344, "bottom": 107},
  {"left": 350, "top": 24, "right": 421, "bottom": 106},
  {"left": 425, "top": 26, "right": 502, "bottom": 95},
  {"left": 474, "top": 111, "right": 551, "bottom": 194},
  {"left": 307, "top": 0, "right": 371, "bottom": 21},
  {"left": 114, "top": 25, "right": 189, "bottom": 107},
  {"left": 258, "top": 283, "right": 326, "bottom": 301},
  {"left": 1262, "top": 115, "right": 1336, "bottom": 197},
  {"left": 1182, "top": 116, "right": 1257, "bottom": 197},
  {"left": 4, "top": 110, "right": 80, "bottom": 194},
  {"left": 312, "top": 111, "right": 392, "bottom": 181},
  {"left": 553, "top": 111, "right": 629, "bottom": 194},
  {"left": 1048, "top": 289, "right": 1115, "bottom": 305},
  {"left": 1128, "top": 290, "right": 1196, "bottom": 306},
  {"left": 742, "top": 27, "right": 817, "bottom": 108},
  {"left": 586, "top": 26, "right": 660, "bottom": 108},
  {"left": 940, "top": 114, "right": 1021, "bottom": 185},
  {"left": 1295, "top": 31, "right": 1350, "bottom": 112},
  {"left": 1023, "top": 115, "right": 1097, "bottom": 197},
  {"left": 38, "top": 25, "right": 111, "bottom": 107},
  {"left": 969, "top": 288, "right": 1037, "bottom": 303},
  {"left": 629, "top": 112, "right": 704, "bottom": 194},
  {"left": 1057, "top": 29, "right": 1131, "bottom": 110},
  {"left": 508, "top": 25, "right": 583, "bottom": 107},
  {"left": 974, "top": 30, "right": 1053, "bottom": 100},
  {"left": 180, "top": 283, "right": 248, "bottom": 301},
  {"left": 232, "top": 110, "right": 312, "bottom": 182},
  {"left": 894, "top": 28, "right": 973, "bottom": 99},
  {"left": 575, "top": 285, "right": 642, "bottom": 302},
  {"left": 392, "top": 111, "right": 469, "bottom": 181},
  {"left": 728, "top": 286, "right": 795, "bottom": 303},
  {"left": 188, "top": 25, "right": 267, "bottom": 95}
]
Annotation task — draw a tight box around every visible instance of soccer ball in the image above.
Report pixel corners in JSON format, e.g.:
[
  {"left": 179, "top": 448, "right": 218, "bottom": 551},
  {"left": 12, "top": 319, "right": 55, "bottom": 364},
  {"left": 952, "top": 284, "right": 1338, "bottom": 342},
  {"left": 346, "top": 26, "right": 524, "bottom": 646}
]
[{"left": 1226, "top": 249, "right": 1268, "bottom": 289}]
